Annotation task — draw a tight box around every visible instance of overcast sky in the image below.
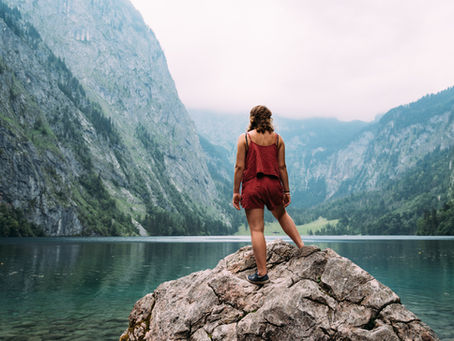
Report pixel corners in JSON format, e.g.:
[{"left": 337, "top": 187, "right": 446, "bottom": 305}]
[{"left": 130, "top": 0, "right": 454, "bottom": 121}]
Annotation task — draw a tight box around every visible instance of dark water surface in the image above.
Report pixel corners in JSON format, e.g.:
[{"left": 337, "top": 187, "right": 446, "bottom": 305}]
[{"left": 0, "top": 236, "right": 453, "bottom": 340}]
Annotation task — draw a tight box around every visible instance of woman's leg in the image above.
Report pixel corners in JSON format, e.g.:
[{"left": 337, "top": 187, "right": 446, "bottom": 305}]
[
  {"left": 271, "top": 205, "right": 304, "bottom": 248},
  {"left": 245, "top": 208, "right": 267, "bottom": 276}
]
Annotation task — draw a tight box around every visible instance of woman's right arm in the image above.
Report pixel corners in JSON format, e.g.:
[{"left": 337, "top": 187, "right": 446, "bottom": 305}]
[
  {"left": 232, "top": 134, "right": 246, "bottom": 210},
  {"left": 277, "top": 137, "right": 291, "bottom": 207}
]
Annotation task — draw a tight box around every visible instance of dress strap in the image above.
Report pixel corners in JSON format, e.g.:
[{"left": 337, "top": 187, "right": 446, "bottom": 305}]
[
  {"left": 245, "top": 132, "right": 249, "bottom": 153},
  {"left": 275, "top": 133, "right": 279, "bottom": 147}
]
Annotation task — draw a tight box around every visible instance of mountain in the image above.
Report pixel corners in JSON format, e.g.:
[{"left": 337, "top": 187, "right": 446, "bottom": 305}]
[
  {"left": 192, "top": 87, "right": 454, "bottom": 210},
  {"left": 190, "top": 109, "right": 369, "bottom": 162},
  {"left": 189, "top": 109, "right": 249, "bottom": 158},
  {"left": 298, "top": 87, "right": 454, "bottom": 205},
  {"left": 3, "top": 0, "right": 453, "bottom": 236},
  {"left": 0, "top": 3, "right": 133, "bottom": 235},
  {"left": 190, "top": 87, "right": 454, "bottom": 235},
  {"left": 0, "top": 1, "right": 235, "bottom": 236},
  {"left": 301, "top": 145, "right": 454, "bottom": 235},
  {"left": 297, "top": 88, "right": 454, "bottom": 235}
]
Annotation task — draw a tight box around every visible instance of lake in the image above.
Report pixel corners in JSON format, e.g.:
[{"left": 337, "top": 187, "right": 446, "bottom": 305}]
[{"left": 0, "top": 236, "right": 453, "bottom": 340}]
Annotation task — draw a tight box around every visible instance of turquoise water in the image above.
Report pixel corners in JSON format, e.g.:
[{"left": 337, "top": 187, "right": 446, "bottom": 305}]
[{"left": 0, "top": 236, "right": 453, "bottom": 340}]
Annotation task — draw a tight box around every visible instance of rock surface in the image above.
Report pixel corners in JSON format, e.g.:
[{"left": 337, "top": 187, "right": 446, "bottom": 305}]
[{"left": 120, "top": 240, "right": 438, "bottom": 340}]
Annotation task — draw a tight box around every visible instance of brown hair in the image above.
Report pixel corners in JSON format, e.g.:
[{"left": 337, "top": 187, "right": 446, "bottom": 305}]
[{"left": 247, "top": 105, "right": 274, "bottom": 133}]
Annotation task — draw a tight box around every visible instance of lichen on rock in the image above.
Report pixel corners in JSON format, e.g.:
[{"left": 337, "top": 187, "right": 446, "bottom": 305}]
[{"left": 120, "top": 240, "right": 439, "bottom": 341}]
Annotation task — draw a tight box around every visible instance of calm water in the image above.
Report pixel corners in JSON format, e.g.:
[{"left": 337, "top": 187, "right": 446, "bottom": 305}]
[{"left": 0, "top": 236, "right": 453, "bottom": 340}]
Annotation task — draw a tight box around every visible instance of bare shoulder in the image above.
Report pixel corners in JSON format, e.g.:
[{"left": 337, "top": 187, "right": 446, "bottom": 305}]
[
  {"left": 237, "top": 133, "right": 246, "bottom": 145},
  {"left": 276, "top": 133, "right": 285, "bottom": 147}
]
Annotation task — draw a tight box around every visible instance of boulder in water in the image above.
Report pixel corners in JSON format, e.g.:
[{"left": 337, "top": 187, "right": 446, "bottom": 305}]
[{"left": 120, "top": 240, "right": 439, "bottom": 340}]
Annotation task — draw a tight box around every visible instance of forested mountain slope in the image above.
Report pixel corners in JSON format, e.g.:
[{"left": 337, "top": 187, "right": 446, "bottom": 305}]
[
  {"left": 287, "top": 87, "right": 454, "bottom": 207},
  {"left": 0, "top": 1, "right": 235, "bottom": 236},
  {"left": 299, "top": 146, "right": 454, "bottom": 235}
]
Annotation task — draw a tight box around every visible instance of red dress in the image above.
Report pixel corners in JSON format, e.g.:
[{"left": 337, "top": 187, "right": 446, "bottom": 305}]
[{"left": 241, "top": 133, "right": 283, "bottom": 210}]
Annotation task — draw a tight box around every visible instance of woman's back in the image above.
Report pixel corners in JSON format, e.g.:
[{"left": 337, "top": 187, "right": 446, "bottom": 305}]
[
  {"left": 243, "top": 130, "right": 280, "bottom": 183},
  {"left": 247, "top": 130, "right": 277, "bottom": 146}
]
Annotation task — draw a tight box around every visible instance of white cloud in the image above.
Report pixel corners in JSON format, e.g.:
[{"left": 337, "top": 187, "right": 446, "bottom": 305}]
[{"left": 130, "top": 0, "right": 454, "bottom": 121}]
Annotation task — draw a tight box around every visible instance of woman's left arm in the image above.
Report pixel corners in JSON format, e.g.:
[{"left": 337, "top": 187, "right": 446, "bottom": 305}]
[
  {"left": 277, "top": 136, "right": 291, "bottom": 207},
  {"left": 232, "top": 134, "right": 246, "bottom": 210}
]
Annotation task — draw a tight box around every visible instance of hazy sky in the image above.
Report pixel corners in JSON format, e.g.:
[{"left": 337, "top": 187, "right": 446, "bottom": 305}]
[{"left": 130, "top": 0, "right": 454, "bottom": 121}]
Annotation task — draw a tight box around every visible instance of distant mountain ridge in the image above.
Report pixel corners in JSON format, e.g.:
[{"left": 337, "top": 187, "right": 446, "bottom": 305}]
[
  {"left": 190, "top": 109, "right": 369, "bottom": 162},
  {"left": 190, "top": 86, "right": 454, "bottom": 215}
]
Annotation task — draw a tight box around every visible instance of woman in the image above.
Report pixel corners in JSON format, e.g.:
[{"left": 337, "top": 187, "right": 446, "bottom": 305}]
[{"left": 232, "top": 105, "right": 304, "bottom": 285}]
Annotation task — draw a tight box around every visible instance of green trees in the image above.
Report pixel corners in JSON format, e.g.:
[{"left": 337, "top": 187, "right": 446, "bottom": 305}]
[
  {"left": 417, "top": 203, "right": 454, "bottom": 235},
  {"left": 76, "top": 173, "right": 134, "bottom": 236},
  {"left": 0, "top": 2, "right": 22, "bottom": 37},
  {"left": 296, "top": 147, "right": 454, "bottom": 235},
  {"left": 140, "top": 204, "right": 235, "bottom": 236},
  {"left": 0, "top": 203, "right": 44, "bottom": 237}
]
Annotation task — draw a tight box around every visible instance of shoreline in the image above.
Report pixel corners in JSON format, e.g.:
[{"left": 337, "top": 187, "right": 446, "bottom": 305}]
[{"left": 1, "top": 235, "right": 454, "bottom": 244}]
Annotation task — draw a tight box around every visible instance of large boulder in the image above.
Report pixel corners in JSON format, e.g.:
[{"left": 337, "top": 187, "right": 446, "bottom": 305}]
[{"left": 120, "top": 240, "right": 438, "bottom": 340}]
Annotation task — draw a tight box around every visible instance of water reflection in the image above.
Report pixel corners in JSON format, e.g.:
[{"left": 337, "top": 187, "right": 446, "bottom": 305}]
[{"left": 0, "top": 240, "right": 248, "bottom": 339}]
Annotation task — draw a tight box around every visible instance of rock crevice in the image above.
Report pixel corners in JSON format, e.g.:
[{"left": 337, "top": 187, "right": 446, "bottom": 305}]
[{"left": 120, "top": 240, "right": 438, "bottom": 341}]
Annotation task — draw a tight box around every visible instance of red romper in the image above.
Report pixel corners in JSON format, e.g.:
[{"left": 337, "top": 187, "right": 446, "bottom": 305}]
[{"left": 241, "top": 133, "right": 283, "bottom": 210}]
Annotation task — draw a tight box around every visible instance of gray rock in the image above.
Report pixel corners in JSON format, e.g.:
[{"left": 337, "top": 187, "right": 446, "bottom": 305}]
[{"left": 120, "top": 240, "right": 439, "bottom": 341}]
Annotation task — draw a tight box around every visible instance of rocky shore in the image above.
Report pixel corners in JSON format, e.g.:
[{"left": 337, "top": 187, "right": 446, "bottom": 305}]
[{"left": 120, "top": 240, "right": 438, "bottom": 340}]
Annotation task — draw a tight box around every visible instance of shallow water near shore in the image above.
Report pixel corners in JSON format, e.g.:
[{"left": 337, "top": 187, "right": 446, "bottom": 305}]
[{"left": 0, "top": 236, "right": 453, "bottom": 340}]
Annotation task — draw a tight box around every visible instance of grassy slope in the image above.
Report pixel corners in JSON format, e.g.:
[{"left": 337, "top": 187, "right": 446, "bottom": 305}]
[{"left": 234, "top": 217, "right": 338, "bottom": 236}]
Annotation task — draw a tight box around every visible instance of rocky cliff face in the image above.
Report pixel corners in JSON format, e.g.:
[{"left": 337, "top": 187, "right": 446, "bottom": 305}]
[
  {"left": 6, "top": 0, "right": 218, "bottom": 206},
  {"left": 120, "top": 240, "right": 438, "bottom": 340},
  {"left": 0, "top": 1, "right": 232, "bottom": 235},
  {"left": 1, "top": 4, "right": 108, "bottom": 235}
]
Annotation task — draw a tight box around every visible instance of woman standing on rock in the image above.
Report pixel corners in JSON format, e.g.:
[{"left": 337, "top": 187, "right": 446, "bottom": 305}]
[{"left": 232, "top": 105, "right": 304, "bottom": 285}]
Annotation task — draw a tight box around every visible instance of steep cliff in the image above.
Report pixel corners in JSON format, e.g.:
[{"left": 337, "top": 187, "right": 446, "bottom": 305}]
[
  {"left": 0, "top": 1, "right": 233, "bottom": 236},
  {"left": 0, "top": 3, "right": 138, "bottom": 235}
]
